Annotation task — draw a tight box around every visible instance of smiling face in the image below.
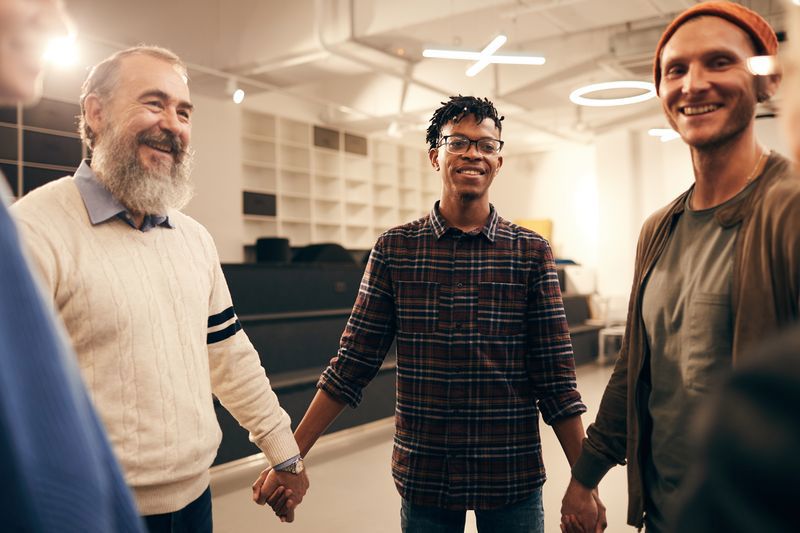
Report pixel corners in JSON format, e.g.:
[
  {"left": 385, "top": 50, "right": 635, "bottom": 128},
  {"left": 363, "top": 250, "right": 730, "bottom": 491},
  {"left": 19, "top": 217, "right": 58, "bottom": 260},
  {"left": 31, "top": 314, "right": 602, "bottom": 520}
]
[
  {"left": 658, "top": 16, "right": 766, "bottom": 150},
  {"left": 85, "top": 53, "right": 195, "bottom": 214},
  {"left": 89, "top": 53, "right": 193, "bottom": 173},
  {"left": 0, "top": 0, "right": 69, "bottom": 104},
  {"left": 429, "top": 114, "right": 503, "bottom": 205}
]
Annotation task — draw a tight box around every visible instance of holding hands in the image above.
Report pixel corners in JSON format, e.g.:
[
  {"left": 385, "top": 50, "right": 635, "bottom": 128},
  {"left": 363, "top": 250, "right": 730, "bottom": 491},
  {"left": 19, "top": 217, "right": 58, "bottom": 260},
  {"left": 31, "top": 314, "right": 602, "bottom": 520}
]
[
  {"left": 561, "top": 477, "right": 607, "bottom": 533},
  {"left": 252, "top": 460, "right": 310, "bottom": 523}
]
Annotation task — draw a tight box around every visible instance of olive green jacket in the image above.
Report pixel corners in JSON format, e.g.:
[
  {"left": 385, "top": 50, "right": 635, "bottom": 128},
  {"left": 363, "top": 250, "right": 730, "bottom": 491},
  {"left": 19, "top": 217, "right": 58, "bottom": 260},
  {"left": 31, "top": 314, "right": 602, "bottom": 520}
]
[{"left": 572, "top": 152, "right": 799, "bottom": 528}]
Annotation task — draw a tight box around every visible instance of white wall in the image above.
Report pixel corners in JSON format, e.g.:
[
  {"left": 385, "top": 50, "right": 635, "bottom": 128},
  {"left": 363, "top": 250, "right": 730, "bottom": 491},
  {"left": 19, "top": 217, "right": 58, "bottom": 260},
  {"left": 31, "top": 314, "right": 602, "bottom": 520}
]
[{"left": 182, "top": 94, "right": 245, "bottom": 263}]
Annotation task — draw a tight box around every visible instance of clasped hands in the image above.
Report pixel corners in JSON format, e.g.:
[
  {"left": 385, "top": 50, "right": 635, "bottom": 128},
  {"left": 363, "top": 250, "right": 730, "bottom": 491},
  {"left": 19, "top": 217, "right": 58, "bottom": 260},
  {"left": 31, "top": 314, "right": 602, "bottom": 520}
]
[
  {"left": 251, "top": 466, "right": 310, "bottom": 523},
  {"left": 560, "top": 477, "right": 607, "bottom": 533}
]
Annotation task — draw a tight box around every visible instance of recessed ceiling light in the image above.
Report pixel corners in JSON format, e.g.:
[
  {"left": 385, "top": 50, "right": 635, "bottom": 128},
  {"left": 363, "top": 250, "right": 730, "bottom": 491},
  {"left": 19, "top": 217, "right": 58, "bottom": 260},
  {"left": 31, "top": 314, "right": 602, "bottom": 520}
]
[{"left": 570, "top": 81, "right": 656, "bottom": 107}]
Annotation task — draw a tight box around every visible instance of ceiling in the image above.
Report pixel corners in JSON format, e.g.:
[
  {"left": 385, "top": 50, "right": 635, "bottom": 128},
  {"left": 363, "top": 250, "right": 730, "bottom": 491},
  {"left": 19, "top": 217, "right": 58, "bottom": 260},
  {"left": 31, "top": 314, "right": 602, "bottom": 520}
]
[{"left": 61, "top": 0, "right": 789, "bottom": 152}]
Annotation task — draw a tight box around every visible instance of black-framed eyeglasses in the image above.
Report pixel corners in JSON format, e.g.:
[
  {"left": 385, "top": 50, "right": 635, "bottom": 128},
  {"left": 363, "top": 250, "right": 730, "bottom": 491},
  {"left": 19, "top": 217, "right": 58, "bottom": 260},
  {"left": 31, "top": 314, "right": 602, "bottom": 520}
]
[{"left": 438, "top": 134, "right": 504, "bottom": 155}]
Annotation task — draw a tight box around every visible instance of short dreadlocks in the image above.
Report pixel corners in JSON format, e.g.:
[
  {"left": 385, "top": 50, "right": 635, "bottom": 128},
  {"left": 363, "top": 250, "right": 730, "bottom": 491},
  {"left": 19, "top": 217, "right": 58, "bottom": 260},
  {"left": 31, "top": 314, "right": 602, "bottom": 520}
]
[{"left": 425, "top": 95, "right": 504, "bottom": 150}]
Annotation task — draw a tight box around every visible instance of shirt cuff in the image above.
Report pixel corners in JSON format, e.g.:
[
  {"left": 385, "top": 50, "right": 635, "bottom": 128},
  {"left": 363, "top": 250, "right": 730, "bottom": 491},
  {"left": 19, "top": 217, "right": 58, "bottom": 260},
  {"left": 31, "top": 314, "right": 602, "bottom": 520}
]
[{"left": 571, "top": 448, "right": 616, "bottom": 489}]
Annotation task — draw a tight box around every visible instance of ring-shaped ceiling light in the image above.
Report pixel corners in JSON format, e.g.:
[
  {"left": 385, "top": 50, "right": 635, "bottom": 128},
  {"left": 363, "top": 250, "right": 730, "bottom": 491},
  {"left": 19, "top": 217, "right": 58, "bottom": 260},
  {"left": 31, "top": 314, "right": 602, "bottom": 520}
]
[{"left": 570, "top": 81, "right": 656, "bottom": 107}]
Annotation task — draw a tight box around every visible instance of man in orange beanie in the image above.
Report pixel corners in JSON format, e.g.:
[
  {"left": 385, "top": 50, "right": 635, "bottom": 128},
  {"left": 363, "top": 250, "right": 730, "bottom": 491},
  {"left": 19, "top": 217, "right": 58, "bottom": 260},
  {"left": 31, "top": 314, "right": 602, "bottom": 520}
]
[{"left": 560, "top": 2, "right": 800, "bottom": 532}]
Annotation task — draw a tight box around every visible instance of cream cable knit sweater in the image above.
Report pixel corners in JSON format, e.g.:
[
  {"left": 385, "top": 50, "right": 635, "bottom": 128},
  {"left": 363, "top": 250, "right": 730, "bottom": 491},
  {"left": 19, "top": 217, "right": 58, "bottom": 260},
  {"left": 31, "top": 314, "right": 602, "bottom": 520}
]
[{"left": 12, "top": 177, "right": 299, "bottom": 515}]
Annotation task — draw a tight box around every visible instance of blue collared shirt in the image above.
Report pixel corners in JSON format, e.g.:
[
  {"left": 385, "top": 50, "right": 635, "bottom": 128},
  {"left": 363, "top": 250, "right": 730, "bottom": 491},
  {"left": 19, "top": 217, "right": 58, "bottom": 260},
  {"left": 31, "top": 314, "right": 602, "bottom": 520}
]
[{"left": 74, "top": 160, "right": 174, "bottom": 233}]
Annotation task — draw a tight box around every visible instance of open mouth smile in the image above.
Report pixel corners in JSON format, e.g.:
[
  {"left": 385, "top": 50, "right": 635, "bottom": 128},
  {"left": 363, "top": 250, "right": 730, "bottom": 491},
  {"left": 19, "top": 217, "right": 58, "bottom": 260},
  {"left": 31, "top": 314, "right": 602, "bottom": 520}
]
[
  {"left": 680, "top": 104, "right": 721, "bottom": 116},
  {"left": 455, "top": 167, "right": 486, "bottom": 176}
]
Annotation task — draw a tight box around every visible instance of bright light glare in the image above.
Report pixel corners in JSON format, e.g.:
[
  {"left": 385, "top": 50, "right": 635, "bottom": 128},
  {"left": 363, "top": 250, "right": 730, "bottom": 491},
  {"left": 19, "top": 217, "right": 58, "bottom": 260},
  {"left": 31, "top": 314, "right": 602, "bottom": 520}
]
[
  {"left": 232, "top": 89, "right": 245, "bottom": 104},
  {"left": 43, "top": 34, "right": 78, "bottom": 67},
  {"left": 466, "top": 35, "right": 508, "bottom": 77},
  {"left": 423, "top": 49, "right": 544, "bottom": 65},
  {"left": 570, "top": 81, "right": 656, "bottom": 107},
  {"left": 648, "top": 128, "right": 681, "bottom": 142},
  {"left": 746, "top": 55, "right": 778, "bottom": 76}
]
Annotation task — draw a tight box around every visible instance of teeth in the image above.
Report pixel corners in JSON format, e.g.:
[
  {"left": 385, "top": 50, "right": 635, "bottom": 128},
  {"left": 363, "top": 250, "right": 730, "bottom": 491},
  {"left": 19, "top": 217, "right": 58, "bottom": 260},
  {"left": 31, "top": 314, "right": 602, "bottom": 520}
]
[
  {"left": 683, "top": 104, "right": 720, "bottom": 116},
  {"left": 459, "top": 169, "right": 483, "bottom": 175},
  {"left": 145, "top": 141, "right": 172, "bottom": 153}
]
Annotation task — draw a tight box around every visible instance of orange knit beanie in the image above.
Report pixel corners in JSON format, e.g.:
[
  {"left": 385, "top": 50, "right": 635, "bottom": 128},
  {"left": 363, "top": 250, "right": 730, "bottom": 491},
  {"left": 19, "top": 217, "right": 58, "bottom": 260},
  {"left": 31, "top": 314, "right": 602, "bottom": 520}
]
[{"left": 653, "top": 1, "right": 778, "bottom": 93}]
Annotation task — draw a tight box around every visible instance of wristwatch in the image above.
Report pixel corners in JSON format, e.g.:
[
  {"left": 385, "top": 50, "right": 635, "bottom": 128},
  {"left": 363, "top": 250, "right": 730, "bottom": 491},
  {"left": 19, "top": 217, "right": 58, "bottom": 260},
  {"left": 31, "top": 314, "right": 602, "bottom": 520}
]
[{"left": 275, "top": 457, "right": 304, "bottom": 475}]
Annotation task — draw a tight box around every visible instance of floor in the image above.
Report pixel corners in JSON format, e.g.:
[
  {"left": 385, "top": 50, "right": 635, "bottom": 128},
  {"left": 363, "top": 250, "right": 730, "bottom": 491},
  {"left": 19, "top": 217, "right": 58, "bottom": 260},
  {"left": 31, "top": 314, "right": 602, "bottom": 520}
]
[{"left": 210, "top": 362, "right": 633, "bottom": 532}]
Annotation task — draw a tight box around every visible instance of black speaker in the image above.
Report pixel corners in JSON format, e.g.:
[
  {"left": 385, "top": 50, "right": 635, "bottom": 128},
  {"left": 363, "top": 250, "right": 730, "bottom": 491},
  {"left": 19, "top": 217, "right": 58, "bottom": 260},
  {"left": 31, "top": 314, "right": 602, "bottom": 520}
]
[
  {"left": 256, "top": 237, "right": 291, "bottom": 263},
  {"left": 292, "top": 243, "right": 356, "bottom": 264}
]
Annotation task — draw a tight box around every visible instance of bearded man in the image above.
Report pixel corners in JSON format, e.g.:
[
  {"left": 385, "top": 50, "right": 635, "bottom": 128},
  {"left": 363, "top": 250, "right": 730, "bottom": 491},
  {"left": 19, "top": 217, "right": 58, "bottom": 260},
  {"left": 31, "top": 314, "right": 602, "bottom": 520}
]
[{"left": 11, "top": 46, "right": 309, "bottom": 531}]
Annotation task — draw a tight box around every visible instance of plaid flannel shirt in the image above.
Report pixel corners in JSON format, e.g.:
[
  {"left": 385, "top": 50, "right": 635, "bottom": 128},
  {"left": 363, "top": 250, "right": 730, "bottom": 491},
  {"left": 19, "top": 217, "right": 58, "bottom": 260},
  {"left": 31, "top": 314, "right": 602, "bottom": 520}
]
[{"left": 319, "top": 203, "right": 586, "bottom": 509}]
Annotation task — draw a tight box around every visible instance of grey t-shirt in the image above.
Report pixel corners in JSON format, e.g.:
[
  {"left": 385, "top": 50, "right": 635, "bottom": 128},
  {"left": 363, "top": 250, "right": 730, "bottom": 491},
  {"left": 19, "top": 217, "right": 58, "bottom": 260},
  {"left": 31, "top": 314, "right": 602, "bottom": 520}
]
[{"left": 640, "top": 182, "right": 755, "bottom": 532}]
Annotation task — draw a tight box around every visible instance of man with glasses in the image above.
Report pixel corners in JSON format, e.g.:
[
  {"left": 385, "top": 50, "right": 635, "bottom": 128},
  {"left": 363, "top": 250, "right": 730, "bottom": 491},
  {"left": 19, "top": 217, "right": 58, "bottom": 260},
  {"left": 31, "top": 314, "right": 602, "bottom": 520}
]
[
  {"left": 254, "top": 95, "right": 595, "bottom": 532},
  {"left": 561, "top": 3, "right": 799, "bottom": 532}
]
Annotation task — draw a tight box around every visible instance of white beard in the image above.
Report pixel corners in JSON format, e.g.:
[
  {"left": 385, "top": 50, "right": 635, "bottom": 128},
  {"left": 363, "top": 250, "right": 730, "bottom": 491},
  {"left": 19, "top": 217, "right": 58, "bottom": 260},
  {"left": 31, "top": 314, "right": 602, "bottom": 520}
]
[{"left": 91, "top": 125, "right": 195, "bottom": 215}]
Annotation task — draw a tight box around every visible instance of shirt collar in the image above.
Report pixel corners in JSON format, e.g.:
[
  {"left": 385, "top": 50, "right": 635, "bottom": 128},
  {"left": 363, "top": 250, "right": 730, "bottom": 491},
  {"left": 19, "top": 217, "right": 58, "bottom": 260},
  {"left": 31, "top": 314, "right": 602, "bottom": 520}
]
[
  {"left": 429, "top": 201, "right": 498, "bottom": 242},
  {"left": 74, "top": 160, "right": 174, "bottom": 231}
]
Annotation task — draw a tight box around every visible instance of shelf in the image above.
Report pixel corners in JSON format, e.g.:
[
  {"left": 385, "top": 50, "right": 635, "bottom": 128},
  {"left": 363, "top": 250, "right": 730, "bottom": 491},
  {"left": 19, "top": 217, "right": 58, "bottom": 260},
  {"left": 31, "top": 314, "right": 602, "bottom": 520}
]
[
  {"left": 277, "top": 139, "right": 309, "bottom": 150},
  {"left": 281, "top": 144, "right": 311, "bottom": 171},
  {"left": 240, "top": 110, "right": 444, "bottom": 251},
  {"left": 281, "top": 191, "right": 310, "bottom": 200},
  {"left": 243, "top": 165, "right": 276, "bottom": 192},
  {"left": 281, "top": 216, "right": 312, "bottom": 225},
  {"left": 243, "top": 214, "right": 277, "bottom": 221},
  {"left": 242, "top": 111, "right": 276, "bottom": 138},
  {"left": 242, "top": 138, "right": 276, "bottom": 165},
  {"left": 314, "top": 224, "right": 342, "bottom": 243},
  {"left": 314, "top": 150, "right": 340, "bottom": 176},
  {"left": 372, "top": 140, "right": 399, "bottom": 165},
  {"left": 280, "top": 169, "right": 311, "bottom": 196},
  {"left": 278, "top": 196, "right": 311, "bottom": 219},
  {"left": 242, "top": 132, "right": 276, "bottom": 143},
  {"left": 314, "top": 198, "right": 341, "bottom": 205},
  {"left": 279, "top": 117, "right": 310, "bottom": 145},
  {"left": 242, "top": 159, "right": 275, "bottom": 170},
  {"left": 280, "top": 222, "right": 311, "bottom": 247}
]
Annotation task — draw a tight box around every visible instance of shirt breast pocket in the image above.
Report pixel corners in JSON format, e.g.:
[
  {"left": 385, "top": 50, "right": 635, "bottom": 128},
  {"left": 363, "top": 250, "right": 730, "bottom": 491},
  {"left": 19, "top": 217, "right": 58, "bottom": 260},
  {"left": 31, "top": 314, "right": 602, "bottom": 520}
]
[
  {"left": 395, "top": 281, "right": 440, "bottom": 333},
  {"left": 685, "top": 292, "right": 732, "bottom": 391},
  {"left": 478, "top": 282, "right": 527, "bottom": 336}
]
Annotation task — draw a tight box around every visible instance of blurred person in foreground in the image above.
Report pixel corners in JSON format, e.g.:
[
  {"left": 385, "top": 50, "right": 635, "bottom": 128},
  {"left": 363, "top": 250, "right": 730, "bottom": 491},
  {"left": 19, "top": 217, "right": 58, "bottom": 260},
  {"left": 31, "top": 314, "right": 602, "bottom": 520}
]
[
  {"left": 672, "top": 1, "right": 800, "bottom": 531},
  {"left": 0, "top": 0, "right": 143, "bottom": 531},
  {"left": 10, "top": 44, "right": 307, "bottom": 530},
  {"left": 561, "top": 2, "right": 800, "bottom": 532}
]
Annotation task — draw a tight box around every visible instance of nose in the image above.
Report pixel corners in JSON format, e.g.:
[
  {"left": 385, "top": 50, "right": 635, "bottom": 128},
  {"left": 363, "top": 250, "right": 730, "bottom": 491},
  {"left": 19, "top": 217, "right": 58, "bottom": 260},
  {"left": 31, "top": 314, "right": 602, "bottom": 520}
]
[
  {"left": 682, "top": 64, "right": 711, "bottom": 95},
  {"left": 461, "top": 140, "right": 483, "bottom": 159},
  {"left": 160, "top": 108, "right": 184, "bottom": 136}
]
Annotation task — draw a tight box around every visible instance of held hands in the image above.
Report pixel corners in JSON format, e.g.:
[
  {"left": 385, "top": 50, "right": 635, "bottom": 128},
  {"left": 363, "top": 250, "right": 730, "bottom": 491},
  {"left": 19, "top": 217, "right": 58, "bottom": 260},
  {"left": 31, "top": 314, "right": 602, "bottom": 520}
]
[
  {"left": 561, "top": 477, "right": 607, "bottom": 533},
  {"left": 252, "top": 466, "right": 310, "bottom": 523}
]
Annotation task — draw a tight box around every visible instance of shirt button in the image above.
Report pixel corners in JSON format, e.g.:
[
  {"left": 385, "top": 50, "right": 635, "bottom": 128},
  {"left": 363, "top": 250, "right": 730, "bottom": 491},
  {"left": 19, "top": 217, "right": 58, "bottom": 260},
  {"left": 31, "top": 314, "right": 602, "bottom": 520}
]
[
  {"left": 455, "top": 322, "right": 462, "bottom": 329},
  {"left": 456, "top": 282, "right": 463, "bottom": 288}
]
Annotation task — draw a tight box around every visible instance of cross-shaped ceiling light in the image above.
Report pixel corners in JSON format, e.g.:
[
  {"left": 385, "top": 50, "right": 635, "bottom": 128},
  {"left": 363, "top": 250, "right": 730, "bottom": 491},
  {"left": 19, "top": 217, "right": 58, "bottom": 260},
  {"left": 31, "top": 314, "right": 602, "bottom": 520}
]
[{"left": 423, "top": 35, "right": 545, "bottom": 77}]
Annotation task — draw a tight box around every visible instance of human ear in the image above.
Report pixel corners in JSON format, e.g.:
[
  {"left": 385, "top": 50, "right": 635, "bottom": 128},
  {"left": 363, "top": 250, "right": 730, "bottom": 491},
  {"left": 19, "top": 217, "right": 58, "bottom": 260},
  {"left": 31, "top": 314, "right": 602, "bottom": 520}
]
[
  {"left": 429, "top": 148, "right": 440, "bottom": 171},
  {"left": 83, "top": 94, "right": 105, "bottom": 132}
]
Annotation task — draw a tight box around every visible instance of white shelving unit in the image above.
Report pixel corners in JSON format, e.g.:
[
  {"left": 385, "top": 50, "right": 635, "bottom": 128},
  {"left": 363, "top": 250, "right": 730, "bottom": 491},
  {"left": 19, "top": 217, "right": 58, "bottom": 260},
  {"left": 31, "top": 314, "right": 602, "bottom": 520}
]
[{"left": 240, "top": 111, "right": 438, "bottom": 251}]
